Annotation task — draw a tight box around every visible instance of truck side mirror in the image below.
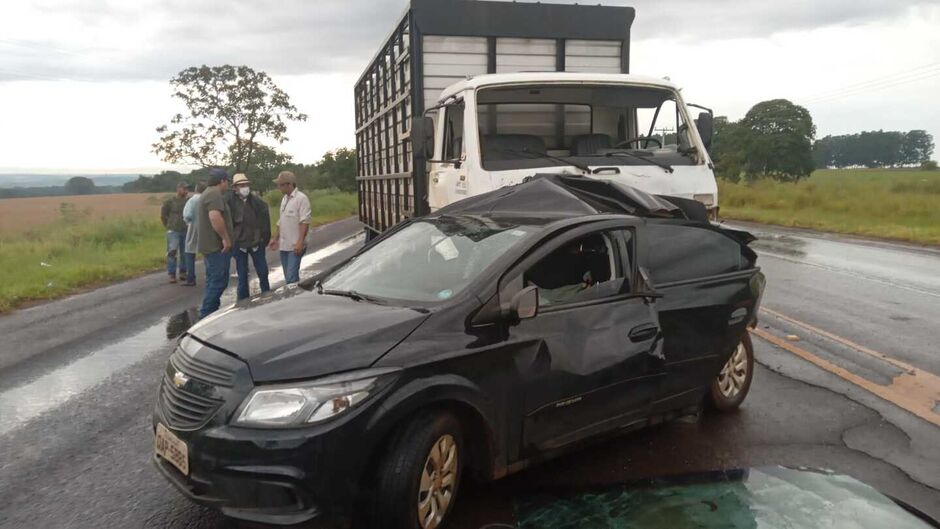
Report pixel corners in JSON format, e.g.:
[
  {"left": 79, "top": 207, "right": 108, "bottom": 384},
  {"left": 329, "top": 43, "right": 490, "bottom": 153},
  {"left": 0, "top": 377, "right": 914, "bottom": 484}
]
[
  {"left": 411, "top": 116, "right": 435, "bottom": 161},
  {"left": 696, "top": 112, "right": 714, "bottom": 150}
]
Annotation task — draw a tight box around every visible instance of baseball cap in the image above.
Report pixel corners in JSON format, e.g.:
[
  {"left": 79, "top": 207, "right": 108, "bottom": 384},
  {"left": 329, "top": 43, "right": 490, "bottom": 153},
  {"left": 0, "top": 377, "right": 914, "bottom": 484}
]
[
  {"left": 207, "top": 168, "right": 229, "bottom": 186},
  {"left": 273, "top": 171, "right": 296, "bottom": 185}
]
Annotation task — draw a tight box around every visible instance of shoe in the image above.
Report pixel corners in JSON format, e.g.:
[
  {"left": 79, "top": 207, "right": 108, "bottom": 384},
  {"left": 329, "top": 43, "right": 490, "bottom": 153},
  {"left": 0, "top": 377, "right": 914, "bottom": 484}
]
[
  {"left": 182, "top": 282, "right": 196, "bottom": 287},
  {"left": 169, "top": 276, "right": 177, "bottom": 283}
]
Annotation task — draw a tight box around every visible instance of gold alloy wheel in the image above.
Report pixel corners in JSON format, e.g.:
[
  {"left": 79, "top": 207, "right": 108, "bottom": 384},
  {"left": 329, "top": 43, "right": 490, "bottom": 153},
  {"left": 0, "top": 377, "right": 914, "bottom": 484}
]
[
  {"left": 417, "top": 434, "right": 458, "bottom": 529},
  {"left": 717, "top": 341, "right": 749, "bottom": 398}
]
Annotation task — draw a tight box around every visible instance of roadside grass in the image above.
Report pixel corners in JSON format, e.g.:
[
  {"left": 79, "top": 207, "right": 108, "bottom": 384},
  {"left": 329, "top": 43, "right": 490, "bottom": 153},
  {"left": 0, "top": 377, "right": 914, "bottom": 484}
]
[
  {"left": 0, "top": 190, "right": 358, "bottom": 313},
  {"left": 718, "top": 169, "right": 940, "bottom": 245}
]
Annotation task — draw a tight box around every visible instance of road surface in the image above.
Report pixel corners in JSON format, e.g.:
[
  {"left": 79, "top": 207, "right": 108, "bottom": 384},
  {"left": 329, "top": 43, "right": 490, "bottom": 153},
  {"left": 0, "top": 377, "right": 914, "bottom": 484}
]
[{"left": 0, "top": 218, "right": 937, "bottom": 528}]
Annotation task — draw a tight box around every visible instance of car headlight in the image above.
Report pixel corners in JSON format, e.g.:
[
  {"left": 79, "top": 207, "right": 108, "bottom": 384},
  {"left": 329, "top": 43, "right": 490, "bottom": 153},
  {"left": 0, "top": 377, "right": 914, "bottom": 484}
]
[
  {"left": 234, "top": 368, "right": 399, "bottom": 428},
  {"left": 693, "top": 193, "right": 716, "bottom": 207}
]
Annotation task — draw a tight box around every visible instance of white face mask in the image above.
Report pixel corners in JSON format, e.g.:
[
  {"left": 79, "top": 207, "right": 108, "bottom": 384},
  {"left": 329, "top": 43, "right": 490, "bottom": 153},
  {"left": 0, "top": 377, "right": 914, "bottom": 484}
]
[{"left": 238, "top": 186, "right": 250, "bottom": 197}]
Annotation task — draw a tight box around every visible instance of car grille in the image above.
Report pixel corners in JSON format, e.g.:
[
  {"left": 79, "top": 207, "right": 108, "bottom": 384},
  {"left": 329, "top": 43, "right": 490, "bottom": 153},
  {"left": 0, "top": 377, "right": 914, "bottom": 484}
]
[
  {"left": 168, "top": 347, "right": 236, "bottom": 387},
  {"left": 159, "top": 375, "right": 224, "bottom": 430}
]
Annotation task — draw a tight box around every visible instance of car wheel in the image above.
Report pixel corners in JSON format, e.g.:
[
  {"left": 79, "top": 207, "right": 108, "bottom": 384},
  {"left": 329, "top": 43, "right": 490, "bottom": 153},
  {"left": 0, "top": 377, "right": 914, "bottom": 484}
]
[
  {"left": 707, "top": 333, "right": 754, "bottom": 411},
  {"left": 373, "top": 411, "right": 463, "bottom": 529}
]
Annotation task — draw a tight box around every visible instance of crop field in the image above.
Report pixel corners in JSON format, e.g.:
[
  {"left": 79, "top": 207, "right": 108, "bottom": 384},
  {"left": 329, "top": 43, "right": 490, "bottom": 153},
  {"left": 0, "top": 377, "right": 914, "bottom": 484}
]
[
  {"left": 719, "top": 169, "right": 940, "bottom": 245},
  {"left": 0, "top": 193, "right": 167, "bottom": 235},
  {"left": 0, "top": 190, "right": 357, "bottom": 312}
]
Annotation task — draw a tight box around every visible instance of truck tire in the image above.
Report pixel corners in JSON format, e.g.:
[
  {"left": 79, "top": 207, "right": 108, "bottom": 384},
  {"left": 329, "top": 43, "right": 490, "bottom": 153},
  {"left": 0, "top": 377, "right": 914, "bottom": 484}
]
[
  {"left": 707, "top": 333, "right": 754, "bottom": 411},
  {"left": 372, "top": 411, "right": 464, "bottom": 529}
]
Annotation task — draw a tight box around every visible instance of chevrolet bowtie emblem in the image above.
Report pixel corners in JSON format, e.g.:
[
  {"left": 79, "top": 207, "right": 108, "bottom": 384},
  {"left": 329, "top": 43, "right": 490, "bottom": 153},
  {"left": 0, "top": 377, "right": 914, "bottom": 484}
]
[{"left": 173, "top": 371, "right": 190, "bottom": 388}]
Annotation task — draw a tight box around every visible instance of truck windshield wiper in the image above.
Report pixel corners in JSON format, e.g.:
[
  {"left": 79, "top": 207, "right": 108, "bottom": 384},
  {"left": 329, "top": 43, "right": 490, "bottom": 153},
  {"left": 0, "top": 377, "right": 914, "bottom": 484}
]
[
  {"left": 320, "top": 288, "right": 386, "bottom": 304},
  {"left": 503, "top": 149, "right": 592, "bottom": 174},
  {"left": 604, "top": 151, "right": 674, "bottom": 173}
]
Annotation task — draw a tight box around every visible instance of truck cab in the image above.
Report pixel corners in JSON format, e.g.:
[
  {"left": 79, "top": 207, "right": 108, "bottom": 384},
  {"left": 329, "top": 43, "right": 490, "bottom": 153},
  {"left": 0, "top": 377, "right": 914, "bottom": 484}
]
[{"left": 426, "top": 72, "right": 717, "bottom": 216}]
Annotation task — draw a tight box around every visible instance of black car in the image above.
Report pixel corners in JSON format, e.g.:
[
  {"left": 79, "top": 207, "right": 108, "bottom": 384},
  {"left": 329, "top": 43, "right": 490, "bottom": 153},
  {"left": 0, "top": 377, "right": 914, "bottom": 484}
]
[{"left": 153, "top": 175, "right": 765, "bottom": 529}]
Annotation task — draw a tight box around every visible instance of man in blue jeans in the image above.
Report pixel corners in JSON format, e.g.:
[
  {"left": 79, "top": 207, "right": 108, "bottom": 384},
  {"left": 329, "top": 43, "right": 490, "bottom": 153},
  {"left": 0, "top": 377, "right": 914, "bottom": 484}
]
[
  {"left": 161, "top": 182, "right": 190, "bottom": 283},
  {"left": 268, "top": 171, "right": 311, "bottom": 284},
  {"left": 228, "top": 173, "right": 271, "bottom": 299},
  {"left": 197, "top": 169, "right": 234, "bottom": 318}
]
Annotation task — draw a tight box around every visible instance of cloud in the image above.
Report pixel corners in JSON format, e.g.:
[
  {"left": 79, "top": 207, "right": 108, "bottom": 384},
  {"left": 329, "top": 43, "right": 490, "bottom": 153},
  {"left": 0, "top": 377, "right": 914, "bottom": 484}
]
[{"left": 0, "top": 0, "right": 931, "bottom": 83}]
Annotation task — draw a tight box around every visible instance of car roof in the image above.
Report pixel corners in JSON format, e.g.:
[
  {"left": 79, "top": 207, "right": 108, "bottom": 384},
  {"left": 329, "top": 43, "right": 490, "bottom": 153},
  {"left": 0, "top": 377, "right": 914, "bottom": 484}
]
[{"left": 438, "top": 72, "right": 680, "bottom": 100}]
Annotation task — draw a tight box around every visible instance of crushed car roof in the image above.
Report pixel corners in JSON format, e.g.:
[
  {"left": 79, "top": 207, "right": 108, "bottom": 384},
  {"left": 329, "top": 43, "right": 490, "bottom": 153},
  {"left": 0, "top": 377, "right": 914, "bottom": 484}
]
[{"left": 434, "top": 174, "right": 707, "bottom": 221}]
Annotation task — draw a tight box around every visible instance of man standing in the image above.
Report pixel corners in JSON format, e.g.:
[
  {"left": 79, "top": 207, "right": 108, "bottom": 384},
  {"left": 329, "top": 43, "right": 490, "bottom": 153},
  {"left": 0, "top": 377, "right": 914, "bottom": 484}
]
[
  {"left": 268, "top": 171, "right": 311, "bottom": 284},
  {"left": 198, "top": 169, "right": 234, "bottom": 318},
  {"left": 228, "top": 173, "right": 271, "bottom": 300},
  {"left": 161, "top": 182, "right": 190, "bottom": 283},
  {"left": 181, "top": 181, "right": 205, "bottom": 287}
]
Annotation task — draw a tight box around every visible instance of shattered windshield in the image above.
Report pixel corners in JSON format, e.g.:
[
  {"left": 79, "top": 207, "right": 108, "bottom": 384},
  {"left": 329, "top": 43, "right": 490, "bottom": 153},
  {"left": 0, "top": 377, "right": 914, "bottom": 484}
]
[
  {"left": 320, "top": 217, "right": 535, "bottom": 303},
  {"left": 477, "top": 84, "right": 695, "bottom": 172}
]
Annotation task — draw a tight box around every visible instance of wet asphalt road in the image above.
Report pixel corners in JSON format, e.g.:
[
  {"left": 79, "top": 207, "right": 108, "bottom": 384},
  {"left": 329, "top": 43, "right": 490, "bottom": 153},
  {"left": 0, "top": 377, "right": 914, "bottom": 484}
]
[{"left": 0, "top": 218, "right": 938, "bottom": 528}]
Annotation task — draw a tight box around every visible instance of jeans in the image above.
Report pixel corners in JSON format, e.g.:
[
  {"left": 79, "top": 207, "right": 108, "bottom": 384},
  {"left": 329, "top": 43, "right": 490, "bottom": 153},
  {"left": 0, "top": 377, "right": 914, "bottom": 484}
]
[
  {"left": 166, "top": 231, "right": 188, "bottom": 277},
  {"left": 233, "top": 246, "right": 270, "bottom": 300},
  {"left": 199, "top": 251, "right": 231, "bottom": 318},
  {"left": 183, "top": 252, "right": 197, "bottom": 285},
  {"left": 280, "top": 248, "right": 305, "bottom": 285}
]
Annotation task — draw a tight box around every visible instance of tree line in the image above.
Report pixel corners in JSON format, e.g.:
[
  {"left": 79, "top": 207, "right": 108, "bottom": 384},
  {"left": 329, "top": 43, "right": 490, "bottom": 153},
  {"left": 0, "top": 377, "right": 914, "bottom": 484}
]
[
  {"left": 709, "top": 99, "right": 936, "bottom": 182},
  {"left": 813, "top": 130, "right": 934, "bottom": 169}
]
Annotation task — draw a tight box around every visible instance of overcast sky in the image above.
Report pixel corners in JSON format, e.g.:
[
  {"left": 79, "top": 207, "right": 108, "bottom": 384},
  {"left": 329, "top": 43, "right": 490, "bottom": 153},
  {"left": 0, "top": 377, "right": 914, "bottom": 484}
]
[{"left": 1, "top": 0, "right": 938, "bottom": 173}]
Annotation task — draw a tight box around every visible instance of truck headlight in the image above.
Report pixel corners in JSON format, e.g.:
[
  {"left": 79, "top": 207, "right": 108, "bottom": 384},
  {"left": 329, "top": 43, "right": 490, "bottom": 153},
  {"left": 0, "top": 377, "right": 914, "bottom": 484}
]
[
  {"left": 234, "top": 368, "right": 399, "bottom": 427},
  {"left": 693, "top": 193, "right": 716, "bottom": 207}
]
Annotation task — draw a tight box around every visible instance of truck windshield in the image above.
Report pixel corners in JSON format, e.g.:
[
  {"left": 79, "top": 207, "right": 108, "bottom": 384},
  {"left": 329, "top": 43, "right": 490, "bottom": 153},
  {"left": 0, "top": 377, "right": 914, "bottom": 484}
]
[
  {"left": 320, "top": 217, "right": 535, "bottom": 303},
  {"left": 477, "top": 84, "right": 695, "bottom": 172}
]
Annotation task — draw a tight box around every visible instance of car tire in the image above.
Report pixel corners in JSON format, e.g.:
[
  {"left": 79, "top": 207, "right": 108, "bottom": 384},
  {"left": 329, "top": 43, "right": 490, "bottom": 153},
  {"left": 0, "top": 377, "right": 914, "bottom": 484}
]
[
  {"left": 707, "top": 333, "right": 754, "bottom": 411},
  {"left": 372, "top": 411, "right": 463, "bottom": 529}
]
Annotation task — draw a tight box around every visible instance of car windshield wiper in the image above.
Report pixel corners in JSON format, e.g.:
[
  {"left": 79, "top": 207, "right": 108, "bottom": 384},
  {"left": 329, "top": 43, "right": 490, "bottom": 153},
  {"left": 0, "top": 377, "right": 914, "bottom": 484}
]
[
  {"left": 501, "top": 148, "right": 592, "bottom": 174},
  {"left": 604, "top": 150, "right": 674, "bottom": 173},
  {"left": 320, "top": 288, "right": 386, "bottom": 304}
]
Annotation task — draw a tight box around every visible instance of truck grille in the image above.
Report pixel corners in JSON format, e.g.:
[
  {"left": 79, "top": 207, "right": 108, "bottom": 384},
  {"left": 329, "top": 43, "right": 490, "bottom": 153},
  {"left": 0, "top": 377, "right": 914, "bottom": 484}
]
[{"left": 159, "top": 375, "right": 224, "bottom": 430}]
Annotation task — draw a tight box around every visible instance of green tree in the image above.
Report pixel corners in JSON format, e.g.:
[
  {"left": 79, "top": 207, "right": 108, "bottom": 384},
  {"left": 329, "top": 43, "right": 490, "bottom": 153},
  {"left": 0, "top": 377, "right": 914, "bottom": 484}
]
[
  {"left": 229, "top": 141, "right": 293, "bottom": 192},
  {"left": 153, "top": 65, "right": 307, "bottom": 172},
  {"left": 711, "top": 116, "right": 747, "bottom": 182},
  {"left": 64, "top": 176, "right": 96, "bottom": 195},
  {"left": 902, "top": 130, "right": 934, "bottom": 165},
  {"left": 739, "top": 99, "right": 815, "bottom": 182},
  {"left": 313, "top": 148, "right": 357, "bottom": 192}
]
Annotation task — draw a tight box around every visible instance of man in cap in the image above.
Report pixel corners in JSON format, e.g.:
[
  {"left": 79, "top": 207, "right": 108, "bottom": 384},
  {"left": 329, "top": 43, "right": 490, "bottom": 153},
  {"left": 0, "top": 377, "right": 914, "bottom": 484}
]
[
  {"left": 198, "top": 168, "right": 234, "bottom": 318},
  {"left": 227, "top": 173, "right": 271, "bottom": 300},
  {"left": 268, "top": 171, "right": 311, "bottom": 284},
  {"left": 181, "top": 181, "right": 206, "bottom": 286},
  {"left": 161, "top": 182, "right": 190, "bottom": 283}
]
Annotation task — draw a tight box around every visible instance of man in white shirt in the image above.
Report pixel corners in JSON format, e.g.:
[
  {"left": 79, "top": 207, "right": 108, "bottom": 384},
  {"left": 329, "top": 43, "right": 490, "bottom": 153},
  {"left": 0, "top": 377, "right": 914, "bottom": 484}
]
[{"left": 268, "top": 171, "right": 311, "bottom": 284}]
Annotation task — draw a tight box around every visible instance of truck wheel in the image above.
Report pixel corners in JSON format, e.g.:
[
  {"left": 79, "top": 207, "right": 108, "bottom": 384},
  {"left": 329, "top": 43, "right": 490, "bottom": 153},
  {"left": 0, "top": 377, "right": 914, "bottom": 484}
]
[
  {"left": 707, "top": 333, "right": 754, "bottom": 411},
  {"left": 373, "top": 411, "right": 463, "bottom": 529}
]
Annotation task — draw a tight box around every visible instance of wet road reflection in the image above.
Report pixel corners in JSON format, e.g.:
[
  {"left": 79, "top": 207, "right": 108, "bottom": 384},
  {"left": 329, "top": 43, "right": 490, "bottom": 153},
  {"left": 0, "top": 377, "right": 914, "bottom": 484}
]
[{"left": 0, "top": 319, "right": 170, "bottom": 436}]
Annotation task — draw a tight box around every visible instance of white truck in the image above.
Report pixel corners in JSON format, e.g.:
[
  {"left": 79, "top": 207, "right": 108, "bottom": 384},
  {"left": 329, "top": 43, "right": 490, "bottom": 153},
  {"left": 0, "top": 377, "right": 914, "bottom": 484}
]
[{"left": 355, "top": 0, "right": 717, "bottom": 236}]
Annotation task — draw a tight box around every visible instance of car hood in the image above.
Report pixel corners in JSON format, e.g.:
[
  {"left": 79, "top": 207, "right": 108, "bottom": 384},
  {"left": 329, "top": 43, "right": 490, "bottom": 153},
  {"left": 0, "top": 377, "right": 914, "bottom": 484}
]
[{"left": 188, "top": 286, "right": 430, "bottom": 382}]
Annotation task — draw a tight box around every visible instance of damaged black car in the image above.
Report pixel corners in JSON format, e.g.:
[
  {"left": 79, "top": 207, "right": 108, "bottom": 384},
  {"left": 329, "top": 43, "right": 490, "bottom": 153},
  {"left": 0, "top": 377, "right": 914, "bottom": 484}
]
[{"left": 153, "top": 175, "right": 765, "bottom": 529}]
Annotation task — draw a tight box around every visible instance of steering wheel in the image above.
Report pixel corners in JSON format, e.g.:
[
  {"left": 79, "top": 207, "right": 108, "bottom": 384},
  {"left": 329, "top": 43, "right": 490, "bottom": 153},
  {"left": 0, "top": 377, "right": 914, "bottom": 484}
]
[{"left": 614, "top": 136, "right": 662, "bottom": 149}]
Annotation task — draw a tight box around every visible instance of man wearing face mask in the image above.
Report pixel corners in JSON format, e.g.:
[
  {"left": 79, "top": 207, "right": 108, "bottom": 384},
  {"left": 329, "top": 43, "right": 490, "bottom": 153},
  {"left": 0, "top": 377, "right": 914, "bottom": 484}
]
[{"left": 228, "top": 173, "right": 271, "bottom": 300}]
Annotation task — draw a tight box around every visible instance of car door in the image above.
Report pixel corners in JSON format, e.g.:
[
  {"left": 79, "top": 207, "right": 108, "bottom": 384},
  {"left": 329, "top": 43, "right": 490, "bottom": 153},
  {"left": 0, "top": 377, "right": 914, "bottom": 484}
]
[{"left": 500, "top": 221, "right": 665, "bottom": 455}]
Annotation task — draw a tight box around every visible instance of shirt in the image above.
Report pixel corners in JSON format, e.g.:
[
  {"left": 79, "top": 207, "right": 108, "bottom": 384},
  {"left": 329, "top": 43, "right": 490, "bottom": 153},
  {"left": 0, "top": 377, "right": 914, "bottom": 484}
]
[
  {"left": 161, "top": 195, "right": 188, "bottom": 233},
  {"left": 277, "top": 189, "right": 311, "bottom": 251},
  {"left": 197, "top": 186, "right": 234, "bottom": 255},
  {"left": 231, "top": 195, "right": 262, "bottom": 249},
  {"left": 182, "top": 193, "right": 200, "bottom": 254}
]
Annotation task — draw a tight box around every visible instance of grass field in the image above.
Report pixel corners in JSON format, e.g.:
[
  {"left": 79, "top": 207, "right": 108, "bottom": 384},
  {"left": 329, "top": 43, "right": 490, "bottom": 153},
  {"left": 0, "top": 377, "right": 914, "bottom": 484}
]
[
  {"left": 0, "top": 190, "right": 357, "bottom": 312},
  {"left": 719, "top": 169, "right": 940, "bottom": 245}
]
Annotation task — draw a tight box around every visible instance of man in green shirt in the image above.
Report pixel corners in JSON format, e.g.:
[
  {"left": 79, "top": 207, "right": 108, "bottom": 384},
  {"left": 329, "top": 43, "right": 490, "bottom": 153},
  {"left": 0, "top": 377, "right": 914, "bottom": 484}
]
[
  {"left": 198, "top": 169, "right": 235, "bottom": 318},
  {"left": 161, "top": 182, "right": 190, "bottom": 283}
]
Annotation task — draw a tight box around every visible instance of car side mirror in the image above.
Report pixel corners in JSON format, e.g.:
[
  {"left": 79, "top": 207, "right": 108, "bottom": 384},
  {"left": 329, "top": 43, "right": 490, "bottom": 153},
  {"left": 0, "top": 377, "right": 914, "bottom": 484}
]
[
  {"left": 509, "top": 286, "right": 539, "bottom": 323},
  {"left": 696, "top": 112, "right": 714, "bottom": 149},
  {"left": 638, "top": 267, "right": 663, "bottom": 302},
  {"left": 411, "top": 116, "right": 435, "bottom": 162}
]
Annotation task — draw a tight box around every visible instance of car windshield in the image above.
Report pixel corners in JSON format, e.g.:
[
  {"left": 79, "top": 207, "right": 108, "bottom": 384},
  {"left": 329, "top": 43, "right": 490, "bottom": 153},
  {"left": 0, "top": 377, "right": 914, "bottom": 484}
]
[
  {"left": 476, "top": 83, "right": 696, "bottom": 172},
  {"left": 320, "top": 217, "right": 536, "bottom": 303}
]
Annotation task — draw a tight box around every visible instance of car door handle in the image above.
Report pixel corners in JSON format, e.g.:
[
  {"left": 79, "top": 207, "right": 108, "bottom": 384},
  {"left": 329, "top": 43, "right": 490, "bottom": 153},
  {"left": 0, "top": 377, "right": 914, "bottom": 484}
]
[{"left": 628, "top": 323, "right": 659, "bottom": 342}]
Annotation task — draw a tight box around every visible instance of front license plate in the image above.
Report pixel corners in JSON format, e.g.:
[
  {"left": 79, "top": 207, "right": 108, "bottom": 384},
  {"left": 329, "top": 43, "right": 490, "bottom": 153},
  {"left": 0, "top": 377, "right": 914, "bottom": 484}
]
[{"left": 155, "top": 423, "right": 189, "bottom": 476}]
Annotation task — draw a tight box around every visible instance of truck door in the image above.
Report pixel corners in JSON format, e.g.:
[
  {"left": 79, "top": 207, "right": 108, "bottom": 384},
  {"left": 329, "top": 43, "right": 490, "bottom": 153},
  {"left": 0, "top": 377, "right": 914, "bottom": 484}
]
[
  {"left": 502, "top": 224, "right": 665, "bottom": 455},
  {"left": 429, "top": 100, "right": 468, "bottom": 210}
]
